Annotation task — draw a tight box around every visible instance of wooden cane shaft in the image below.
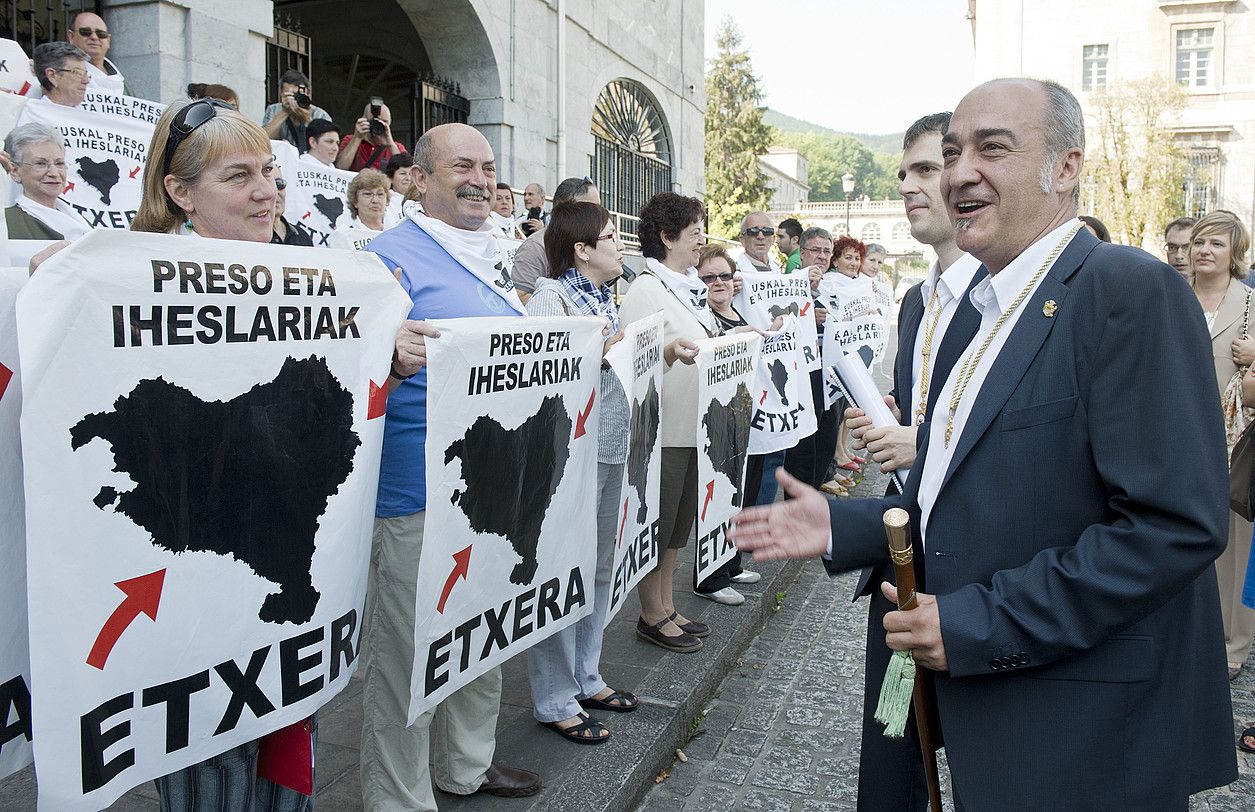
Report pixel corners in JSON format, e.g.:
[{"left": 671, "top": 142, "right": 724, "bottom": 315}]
[{"left": 883, "top": 508, "right": 917, "bottom": 610}]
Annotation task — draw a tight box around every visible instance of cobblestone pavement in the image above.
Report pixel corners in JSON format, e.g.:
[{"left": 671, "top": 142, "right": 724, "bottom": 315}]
[{"left": 638, "top": 482, "right": 1255, "bottom": 812}]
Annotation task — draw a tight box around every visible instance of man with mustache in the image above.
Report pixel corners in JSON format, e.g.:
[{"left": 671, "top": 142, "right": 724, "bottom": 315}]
[
  {"left": 360, "top": 123, "right": 540, "bottom": 811},
  {"left": 732, "top": 79, "right": 1235, "bottom": 809},
  {"left": 842, "top": 111, "right": 985, "bottom": 812}
]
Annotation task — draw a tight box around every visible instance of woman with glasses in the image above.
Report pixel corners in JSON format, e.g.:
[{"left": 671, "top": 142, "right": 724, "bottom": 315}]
[
  {"left": 618, "top": 192, "right": 713, "bottom": 653},
  {"left": 342, "top": 167, "right": 391, "bottom": 232},
  {"left": 30, "top": 42, "right": 91, "bottom": 108},
  {"left": 3, "top": 123, "right": 89, "bottom": 241},
  {"left": 271, "top": 164, "right": 313, "bottom": 246}
]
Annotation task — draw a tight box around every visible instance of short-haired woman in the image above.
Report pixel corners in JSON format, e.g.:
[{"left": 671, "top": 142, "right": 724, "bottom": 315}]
[
  {"left": 618, "top": 192, "right": 714, "bottom": 653},
  {"left": 4, "top": 122, "right": 89, "bottom": 241},
  {"left": 32, "top": 42, "right": 91, "bottom": 107},
  {"left": 344, "top": 167, "right": 390, "bottom": 232},
  {"left": 1191, "top": 210, "right": 1255, "bottom": 682}
]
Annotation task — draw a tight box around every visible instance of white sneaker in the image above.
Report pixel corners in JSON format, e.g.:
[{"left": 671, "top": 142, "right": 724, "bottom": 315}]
[
  {"left": 729, "top": 570, "right": 761, "bottom": 585},
  {"left": 694, "top": 586, "right": 745, "bottom": 605}
]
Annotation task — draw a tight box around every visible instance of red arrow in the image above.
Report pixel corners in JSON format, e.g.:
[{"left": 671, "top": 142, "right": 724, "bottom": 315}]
[
  {"left": 129, "top": 166, "right": 141, "bottom": 179},
  {"left": 800, "top": 301, "right": 811, "bottom": 316},
  {"left": 759, "top": 389, "right": 768, "bottom": 405},
  {"left": 301, "top": 211, "right": 312, "bottom": 220},
  {"left": 63, "top": 181, "right": 74, "bottom": 193},
  {"left": 86, "top": 569, "right": 166, "bottom": 670},
  {"left": 0, "top": 362, "right": 11, "bottom": 402},
  {"left": 436, "top": 546, "right": 472, "bottom": 614},
  {"left": 700, "top": 480, "right": 715, "bottom": 522},
  {"left": 18, "top": 81, "right": 30, "bottom": 96},
  {"left": 616, "top": 496, "right": 629, "bottom": 547},
  {"left": 367, "top": 379, "right": 388, "bottom": 419},
  {"left": 573, "top": 389, "right": 596, "bottom": 439}
]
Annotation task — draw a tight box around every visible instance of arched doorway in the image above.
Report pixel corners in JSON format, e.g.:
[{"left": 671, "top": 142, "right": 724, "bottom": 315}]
[{"left": 590, "top": 79, "right": 673, "bottom": 228}]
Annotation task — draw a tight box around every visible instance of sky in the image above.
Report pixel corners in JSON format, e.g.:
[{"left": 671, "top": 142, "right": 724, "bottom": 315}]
[{"left": 703, "top": 0, "right": 977, "bottom": 135}]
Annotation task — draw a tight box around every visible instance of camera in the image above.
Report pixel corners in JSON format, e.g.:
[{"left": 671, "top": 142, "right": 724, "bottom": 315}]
[
  {"left": 293, "top": 88, "right": 311, "bottom": 110},
  {"left": 368, "top": 96, "right": 385, "bottom": 137}
]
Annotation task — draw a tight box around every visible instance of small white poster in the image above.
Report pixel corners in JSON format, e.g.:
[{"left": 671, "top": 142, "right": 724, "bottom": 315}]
[
  {"left": 413, "top": 316, "right": 604, "bottom": 722},
  {"left": 734, "top": 272, "right": 819, "bottom": 371},
  {"left": 818, "top": 273, "right": 889, "bottom": 407},
  {"left": 748, "top": 317, "right": 817, "bottom": 455},
  {"left": 693, "top": 331, "right": 761, "bottom": 584},
  {"left": 603, "top": 312, "right": 664, "bottom": 627},
  {"left": 286, "top": 160, "right": 355, "bottom": 247}
]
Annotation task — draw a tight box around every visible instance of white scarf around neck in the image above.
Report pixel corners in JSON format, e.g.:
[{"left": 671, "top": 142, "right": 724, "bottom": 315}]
[
  {"left": 645, "top": 256, "right": 717, "bottom": 333},
  {"left": 16, "top": 194, "right": 89, "bottom": 240},
  {"left": 408, "top": 209, "right": 526, "bottom": 315},
  {"left": 735, "top": 251, "right": 780, "bottom": 275}
]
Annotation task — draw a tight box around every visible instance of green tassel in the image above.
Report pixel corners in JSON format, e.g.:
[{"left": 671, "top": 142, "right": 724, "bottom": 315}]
[{"left": 874, "top": 650, "right": 916, "bottom": 738}]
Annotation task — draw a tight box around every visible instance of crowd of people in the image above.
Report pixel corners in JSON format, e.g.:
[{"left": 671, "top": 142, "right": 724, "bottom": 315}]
[{"left": 5, "top": 10, "right": 1255, "bottom": 812}]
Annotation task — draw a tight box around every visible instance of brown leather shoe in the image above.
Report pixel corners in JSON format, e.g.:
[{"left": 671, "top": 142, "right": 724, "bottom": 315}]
[
  {"left": 636, "top": 616, "right": 702, "bottom": 652},
  {"left": 669, "top": 611, "right": 710, "bottom": 638},
  {"left": 477, "top": 763, "right": 541, "bottom": 797}
]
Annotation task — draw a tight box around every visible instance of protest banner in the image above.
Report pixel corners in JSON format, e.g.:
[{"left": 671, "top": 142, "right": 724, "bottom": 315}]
[
  {"left": 17, "top": 230, "right": 411, "bottom": 810},
  {"left": 818, "top": 272, "right": 889, "bottom": 407},
  {"left": 0, "top": 267, "right": 31, "bottom": 782},
  {"left": 18, "top": 91, "right": 162, "bottom": 231},
  {"left": 414, "top": 315, "right": 604, "bottom": 721},
  {"left": 494, "top": 234, "right": 526, "bottom": 274},
  {"left": 734, "top": 272, "right": 820, "bottom": 371},
  {"left": 748, "top": 317, "right": 817, "bottom": 455},
  {"left": 603, "top": 312, "right": 664, "bottom": 627},
  {"left": 0, "top": 39, "right": 37, "bottom": 95},
  {"left": 286, "top": 159, "right": 355, "bottom": 247},
  {"left": 330, "top": 228, "right": 380, "bottom": 252},
  {"left": 693, "top": 331, "right": 761, "bottom": 584}
]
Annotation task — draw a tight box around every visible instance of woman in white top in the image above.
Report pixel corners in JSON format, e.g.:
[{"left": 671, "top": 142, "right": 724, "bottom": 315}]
[
  {"left": 3, "top": 123, "right": 90, "bottom": 241},
  {"left": 343, "top": 167, "right": 390, "bottom": 232}
]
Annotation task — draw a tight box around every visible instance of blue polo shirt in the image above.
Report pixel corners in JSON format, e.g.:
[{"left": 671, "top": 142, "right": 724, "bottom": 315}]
[{"left": 367, "top": 219, "right": 522, "bottom": 517}]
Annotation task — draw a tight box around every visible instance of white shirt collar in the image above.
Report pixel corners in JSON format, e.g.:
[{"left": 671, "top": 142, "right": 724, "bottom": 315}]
[
  {"left": 969, "top": 219, "right": 1081, "bottom": 317},
  {"left": 922, "top": 251, "right": 982, "bottom": 306}
]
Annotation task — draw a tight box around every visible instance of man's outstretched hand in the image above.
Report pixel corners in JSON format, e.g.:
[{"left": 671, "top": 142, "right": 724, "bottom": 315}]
[{"left": 729, "top": 468, "right": 830, "bottom": 561}]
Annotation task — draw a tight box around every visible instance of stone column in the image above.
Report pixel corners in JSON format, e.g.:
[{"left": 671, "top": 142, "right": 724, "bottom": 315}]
[{"left": 102, "top": 0, "right": 274, "bottom": 119}]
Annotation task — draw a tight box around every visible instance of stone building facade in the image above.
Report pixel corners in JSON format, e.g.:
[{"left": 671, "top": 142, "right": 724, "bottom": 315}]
[{"left": 99, "top": 0, "right": 706, "bottom": 217}]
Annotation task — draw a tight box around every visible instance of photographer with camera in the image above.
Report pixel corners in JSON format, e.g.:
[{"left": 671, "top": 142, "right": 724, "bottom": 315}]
[
  {"left": 262, "top": 68, "right": 332, "bottom": 153},
  {"left": 337, "top": 96, "right": 407, "bottom": 172}
]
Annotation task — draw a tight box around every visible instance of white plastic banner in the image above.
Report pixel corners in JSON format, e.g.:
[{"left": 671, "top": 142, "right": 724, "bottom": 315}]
[
  {"left": 818, "top": 273, "right": 889, "bottom": 408},
  {"left": 17, "top": 230, "right": 410, "bottom": 810},
  {"left": 19, "top": 91, "right": 162, "bottom": 230},
  {"left": 603, "top": 312, "right": 664, "bottom": 627},
  {"left": 0, "top": 267, "right": 32, "bottom": 781},
  {"left": 693, "top": 331, "right": 761, "bottom": 584},
  {"left": 413, "top": 316, "right": 604, "bottom": 721},
  {"left": 748, "top": 317, "right": 817, "bottom": 455},
  {"left": 330, "top": 228, "right": 380, "bottom": 252},
  {"left": 286, "top": 159, "right": 355, "bottom": 247},
  {"left": 0, "top": 39, "right": 37, "bottom": 95},
  {"left": 734, "top": 272, "right": 819, "bottom": 371}
]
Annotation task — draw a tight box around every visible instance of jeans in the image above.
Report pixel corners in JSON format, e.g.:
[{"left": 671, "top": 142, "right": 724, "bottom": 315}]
[{"left": 527, "top": 461, "right": 624, "bottom": 722}]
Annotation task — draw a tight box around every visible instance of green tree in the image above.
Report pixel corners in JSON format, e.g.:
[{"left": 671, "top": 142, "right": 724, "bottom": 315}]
[
  {"left": 772, "top": 130, "right": 900, "bottom": 202},
  {"left": 704, "top": 18, "right": 773, "bottom": 237},
  {"left": 1086, "top": 79, "right": 1188, "bottom": 247}
]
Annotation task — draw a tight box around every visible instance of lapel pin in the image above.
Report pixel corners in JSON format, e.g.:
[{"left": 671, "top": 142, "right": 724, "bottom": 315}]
[{"left": 1043, "top": 300, "right": 1058, "bottom": 318}]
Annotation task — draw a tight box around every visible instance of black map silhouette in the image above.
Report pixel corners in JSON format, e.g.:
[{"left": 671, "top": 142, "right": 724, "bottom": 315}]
[
  {"left": 69, "top": 356, "right": 359, "bottom": 624},
  {"left": 768, "top": 359, "right": 789, "bottom": 405},
  {"left": 76, "top": 157, "right": 119, "bottom": 205},
  {"left": 702, "top": 382, "right": 754, "bottom": 508},
  {"left": 768, "top": 302, "right": 800, "bottom": 321},
  {"left": 627, "top": 377, "right": 660, "bottom": 523},
  {"left": 313, "top": 194, "right": 344, "bottom": 226},
  {"left": 445, "top": 394, "right": 572, "bottom": 584}
]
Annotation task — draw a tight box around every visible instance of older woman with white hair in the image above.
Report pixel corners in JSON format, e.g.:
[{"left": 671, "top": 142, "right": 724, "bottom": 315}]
[
  {"left": 4, "top": 122, "right": 89, "bottom": 241},
  {"left": 31, "top": 41, "right": 91, "bottom": 108}
]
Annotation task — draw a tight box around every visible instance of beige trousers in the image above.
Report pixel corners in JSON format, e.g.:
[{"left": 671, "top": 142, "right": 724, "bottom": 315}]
[
  {"left": 360, "top": 512, "right": 501, "bottom": 812},
  {"left": 1217, "top": 509, "right": 1255, "bottom": 667}
]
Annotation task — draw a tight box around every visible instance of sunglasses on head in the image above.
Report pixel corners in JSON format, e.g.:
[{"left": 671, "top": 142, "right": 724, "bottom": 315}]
[
  {"left": 163, "top": 98, "right": 233, "bottom": 177},
  {"left": 742, "top": 226, "right": 775, "bottom": 237},
  {"left": 76, "top": 27, "right": 109, "bottom": 39},
  {"left": 275, "top": 177, "right": 287, "bottom": 191},
  {"left": 699, "top": 272, "right": 735, "bottom": 283}
]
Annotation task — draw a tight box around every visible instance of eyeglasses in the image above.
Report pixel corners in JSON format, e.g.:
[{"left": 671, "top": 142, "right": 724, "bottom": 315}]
[
  {"left": 595, "top": 230, "right": 618, "bottom": 242},
  {"left": 1164, "top": 242, "right": 1189, "bottom": 256},
  {"left": 54, "top": 66, "right": 88, "bottom": 79},
  {"left": 699, "top": 272, "right": 735, "bottom": 283},
  {"left": 163, "top": 98, "right": 232, "bottom": 177},
  {"left": 18, "top": 159, "right": 67, "bottom": 172},
  {"left": 274, "top": 177, "right": 288, "bottom": 191},
  {"left": 359, "top": 190, "right": 389, "bottom": 200},
  {"left": 76, "top": 27, "right": 110, "bottom": 39},
  {"left": 801, "top": 245, "right": 833, "bottom": 256},
  {"left": 742, "top": 226, "right": 775, "bottom": 237}
]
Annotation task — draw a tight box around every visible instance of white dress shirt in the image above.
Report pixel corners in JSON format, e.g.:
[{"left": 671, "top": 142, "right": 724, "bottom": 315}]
[
  {"left": 917, "top": 219, "right": 1081, "bottom": 547},
  {"left": 908, "top": 253, "right": 982, "bottom": 422}
]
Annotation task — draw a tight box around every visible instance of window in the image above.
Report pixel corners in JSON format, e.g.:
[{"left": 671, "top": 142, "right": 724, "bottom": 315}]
[
  {"left": 1175, "top": 28, "right": 1214, "bottom": 87},
  {"left": 892, "top": 222, "right": 911, "bottom": 242},
  {"left": 1082, "top": 44, "right": 1108, "bottom": 91},
  {"left": 861, "top": 223, "right": 881, "bottom": 242},
  {"left": 590, "top": 79, "right": 673, "bottom": 235},
  {"left": 1183, "top": 146, "right": 1221, "bottom": 219}
]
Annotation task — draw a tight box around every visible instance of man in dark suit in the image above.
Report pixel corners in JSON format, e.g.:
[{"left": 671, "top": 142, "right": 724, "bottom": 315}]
[
  {"left": 731, "top": 78, "right": 1237, "bottom": 809},
  {"left": 842, "top": 112, "right": 986, "bottom": 812}
]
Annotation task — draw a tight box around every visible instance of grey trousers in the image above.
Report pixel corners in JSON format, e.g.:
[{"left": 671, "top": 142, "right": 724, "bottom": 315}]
[
  {"left": 360, "top": 512, "right": 501, "bottom": 812},
  {"left": 527, "top": 461, "right": 624, "bottom": 722}
]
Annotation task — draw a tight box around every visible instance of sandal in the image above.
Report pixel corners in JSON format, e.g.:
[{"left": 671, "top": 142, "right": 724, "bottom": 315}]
[
  {"left": 1239, "top": 727, "right": 1255, "bottom": 754},
  {"left": 541, "top": 712, "right": 609, "bottom": 745},
  {"left": 579, "top": 689, "right": 639, "bottom": 713}
]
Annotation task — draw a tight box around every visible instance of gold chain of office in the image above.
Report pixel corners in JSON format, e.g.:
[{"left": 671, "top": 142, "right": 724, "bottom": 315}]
[
  {"left": 914, "top": 287, "right": 944, "bottom": 425},
  {"left": 944, "top": 224, "right": 1082, "bottom": 449}
]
